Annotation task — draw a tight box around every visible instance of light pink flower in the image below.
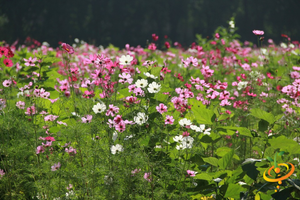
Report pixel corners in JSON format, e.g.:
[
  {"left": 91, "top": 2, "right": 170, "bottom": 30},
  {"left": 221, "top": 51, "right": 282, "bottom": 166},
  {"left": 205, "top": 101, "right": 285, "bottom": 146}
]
[
  {"left": 144, "top": 172, "right": 151, "bottom": 182},
  {"left": 165, "top": 115, "right": 174, "bottom": 125},
  {"left": 51, "top": 162, "right": 61, "bottom": 171},
  {"left": 81, "top": 115, "right": 93, "bottom": 123},
  {"left": 252, "top": 30, "right": 264, "bottom": 36},
  {"left": 186, "top": 170, "right": 197, "bottom": 177},
  {"left": 24, "top": 57, "right": 37, "bottom": 66}
]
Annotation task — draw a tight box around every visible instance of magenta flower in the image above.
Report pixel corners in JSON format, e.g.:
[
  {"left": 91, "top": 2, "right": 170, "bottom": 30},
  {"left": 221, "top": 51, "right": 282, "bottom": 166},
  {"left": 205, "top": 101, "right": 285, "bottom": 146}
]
[
  {"left": 165, "top": 115, "right": 174, "bottom": 125},
  {"left": 51, "top": 162, "right": 61, "bottom": 171},
  {"left": 24, "top": 57, "right": 37, "bottom": 66},
  {"left": 106, "top": 104, "right": 119, "bottom": 117},
  {"left": 61, "top": 43, "right": 74, "bottom": 54},
  {"left": 25, "top": 106, "right": 37, "bottom": 116},
  {"left": 115, "top": 121, "right": 126, "bottom": 132},
  {"left": 45, "top": 136, "right": 55, "bottom": 141},
  {"left": 156, "top": 103, "right": 168, "bottom": 114},
  {"left": 3, "top": 58, "right": 13, "bottom": 67},
  {"left": 252, "top": 30, "right": 264, "bottom": 36}
]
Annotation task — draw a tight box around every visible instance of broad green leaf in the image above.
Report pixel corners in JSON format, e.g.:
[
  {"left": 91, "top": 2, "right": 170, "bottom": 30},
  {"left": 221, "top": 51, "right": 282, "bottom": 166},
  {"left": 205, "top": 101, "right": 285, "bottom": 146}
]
[
  {"left": 250, "top": 108, "right": 275, "bottom": 124},
  {"left": 268, "top": 136, "right": 300, "bottom": 154},
  {"left": 218, "top": 149, "right": 234, "bottom": 169},
  {"left": 217, "top": 126, "right": 252, "bottom": 137},
  {"left": 223, "top": 184, "right": 243, "bottom": 199},
  {"left": 216, "top": 147, "right": 240, "bottom": 160},
  {"left": 150, "top": 67, "right": 161, "bottom": 77},
  {"left": 187, "top": 99, "right": 214, "bottom": 125},
  {"left": 195, "top": 173, "right": 212, "bottom": 181},
  {"left": 203, "top": 157, "right": 219, "bottom": 167},
  {"left": 258, "top": 119, "right": 269, "bottom": 132}
]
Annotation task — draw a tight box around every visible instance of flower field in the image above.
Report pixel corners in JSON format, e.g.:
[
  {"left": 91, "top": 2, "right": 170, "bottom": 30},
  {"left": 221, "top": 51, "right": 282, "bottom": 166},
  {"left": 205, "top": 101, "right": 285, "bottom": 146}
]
[{"left": 1, "top": 25, "right": 300, "bottom": 199}]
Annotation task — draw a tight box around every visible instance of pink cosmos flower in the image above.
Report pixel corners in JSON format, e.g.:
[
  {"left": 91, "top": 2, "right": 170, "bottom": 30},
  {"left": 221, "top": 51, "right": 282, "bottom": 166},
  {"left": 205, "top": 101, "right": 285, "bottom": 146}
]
[
  {"left": 252, "top": 30, "right": 264, "bottom": 36},
  {"left": 67, "top": 184, "right": 73, "bottom": 190},
  {"left": 24, "top": 57, "right": 37, "bottom": 66},
  {"left": 106, "top": 104, "right": 119, "bottom": 117},
  {"left": 81, "top": 115, "right": 93, "bottom": 123},
  {"left": 16, "top": 101, "right": 25, "bottom": 109},
  {"left": 165, "top": 115, "right": 174, "bottom": 125},
  {"left": 36, "top": 145, "right": 45, "bottom": 154},
  {"left": 57, "top": 121, "right": 68, "bottom": 126},
  {"left": 25, "top": 106, "right": 37, "bottom": 116},
  {"left": 144, "top": 172, "right": 152, "bottom": 182},
  {"left": 45, "top": 136, "right": 55, "bottom": 141},
  {"left": 131, "top": 168, "right": 141, "bottom": 176},
  {"left": 65, "top": 146, "right": 77, "bottom": 156},
  {"left": 156, "top": 103, "right": 168, "bottom": 114},
  {"left": 0, "top": 47, "right": 8, "bottom": 57},
  {"left": 291, "top": 71, "right": 300, "bottom": 79},
  {"left": 3, "top": 80, "right": 12, "bottom": 87},
  {"left": 0, "top": 169, "right": 5, "bottom": 179},
  {"left": 186, "top": 170, "right": 197, "bottom": 177},
  {"left": 115, "top": 121, "right": 126, "bottom": 132},
  {"left": 61, "top": 43, "right": 74, "bottom": 54},
  {"left": 148, "top": 43, "right": 157, "bottom": 51},
  {"left": 51, "top": 162, "right": 61, "bottom": 171},
  {"left": 119, "top": 73, "right": 133, "bottom": 84},
  {"left": 3, "top": 58, "right": 13, "bottom": 67},
  {"left": 44, "top": 115, "right": 59, "bottom": 122}
]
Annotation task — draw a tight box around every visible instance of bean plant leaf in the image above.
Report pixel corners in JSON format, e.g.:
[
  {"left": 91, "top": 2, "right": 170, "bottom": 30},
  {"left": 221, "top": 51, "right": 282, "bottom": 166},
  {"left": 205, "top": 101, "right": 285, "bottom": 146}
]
[
  {"left": 268, "top": 136, "right": 300, "bottom": 154},
  {"left": 218, "top": 149, "right": 234, "bottom": 169},
  {"left": 188, "top": 99, "right": 214, "bottom": 125},
  {"left": 223, "top": 183, "right": 243, "bottom": 199},
  {"left": 217, "top": 126, "right": 252, "bottom": 137},
  {"left": 250, "top": 108, "right": 276, "bottom": 124},
  {"left": 203, "top": 157, "right": 219, "bottom": 167},
  {"left": 195, "top": 173, "right": 212, "bottom": 181}
]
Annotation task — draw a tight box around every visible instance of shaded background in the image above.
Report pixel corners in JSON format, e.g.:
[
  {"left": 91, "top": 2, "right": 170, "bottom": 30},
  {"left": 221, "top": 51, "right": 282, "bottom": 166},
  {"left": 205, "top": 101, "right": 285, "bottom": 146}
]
[{"left": 0, "top": 0, "right": 300, "bottom": 48}]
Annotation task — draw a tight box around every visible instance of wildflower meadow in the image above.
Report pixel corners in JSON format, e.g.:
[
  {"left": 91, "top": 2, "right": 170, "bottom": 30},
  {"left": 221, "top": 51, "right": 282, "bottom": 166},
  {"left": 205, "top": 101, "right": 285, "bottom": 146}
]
[{"left": 1, "top": 22, "right": 300, "bottom": 200}]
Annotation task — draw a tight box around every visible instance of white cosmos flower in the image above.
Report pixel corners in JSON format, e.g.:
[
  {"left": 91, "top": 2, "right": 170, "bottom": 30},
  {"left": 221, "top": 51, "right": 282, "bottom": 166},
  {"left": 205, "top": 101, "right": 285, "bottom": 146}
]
[
  {"left": 213, "top": 178, "right": 223, "bottom": 183},
  {"left": 182, "top": 136, "right": 194, "bottom": 149},
  {"left": 176, "top": 144, "right": 186, "bottom": 150},
  {"left": 237, "top": 81, "right": 248, "bottom": 90},
  {"left": 135, "top": 79, "right": 148, "bottom": 88},
  {"left": 147, "top": 82, "right": 161, "bottom": 93},
  {"left": 111, "top": 144, "right": 124, "bottom": 154},
  {"left": 204, "top": 128, "right": 211, "bottom": 135},
  {"left": 112, "top": 131, "right": 118, "bottom": 142},
  {"left": 119, "top": 55, "right": 133, "bottom": 66},
  {"left": 134, "top": 112, "right": 148, "bottom": 125},
  {"left": 179, "top": 118, "right": 192, "bottom": 127},
  {"left": 173, "top": 135, "right": 184, "bottom": 143},
  {"left": 92, "top": 102, "right": 107, "bottom": 114},
  {"left": 144, "top": 72, "right": 157, "bottom": 79}
]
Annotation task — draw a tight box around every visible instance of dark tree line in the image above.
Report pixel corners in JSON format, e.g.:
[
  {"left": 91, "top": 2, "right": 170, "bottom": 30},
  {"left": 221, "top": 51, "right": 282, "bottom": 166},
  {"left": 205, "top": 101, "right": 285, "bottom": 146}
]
[{"left": 0, "top": 0, "right": 300, "bottom": 48}]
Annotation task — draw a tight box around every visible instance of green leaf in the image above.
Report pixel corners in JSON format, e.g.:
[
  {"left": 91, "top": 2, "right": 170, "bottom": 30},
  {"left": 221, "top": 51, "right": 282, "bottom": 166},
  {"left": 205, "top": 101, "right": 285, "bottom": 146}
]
[
  {"left": 268, "top": 136, "right": 300, "bottom": 154},
  {"left": 217, "top": 126, "right": 252, "bottom": 137},
  {"left": 150, "top": 67, "right": 161, "bottom": 77},
  {"left": 195, "top": 173, "right": 212, "bottom": 181},
  {"left": 258, "top": 119, "right": 269, "bottom": 132},
  {"left": 267, "top": 157, "right": 274, "bottom": 162},
  {"left": 250, "top": 108, "right": 275, "bottom": 124},
  {"left": 218, "top": 149, "right": 234, "bottom": 169},
  {"left": 223, "top": 184, "right": 243, "bottom": 199},
  {"left": 203, "top": 157, "right": 219, "bottom": 167},
  {"left": 216, "top": 147, "right": 240, "bottom": 160},
  {"left": 277, "top": 151, "right": 285, "bottom": 156},
  {"left": 187, "top": 99, "right": 214, "bottom": 125}
]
